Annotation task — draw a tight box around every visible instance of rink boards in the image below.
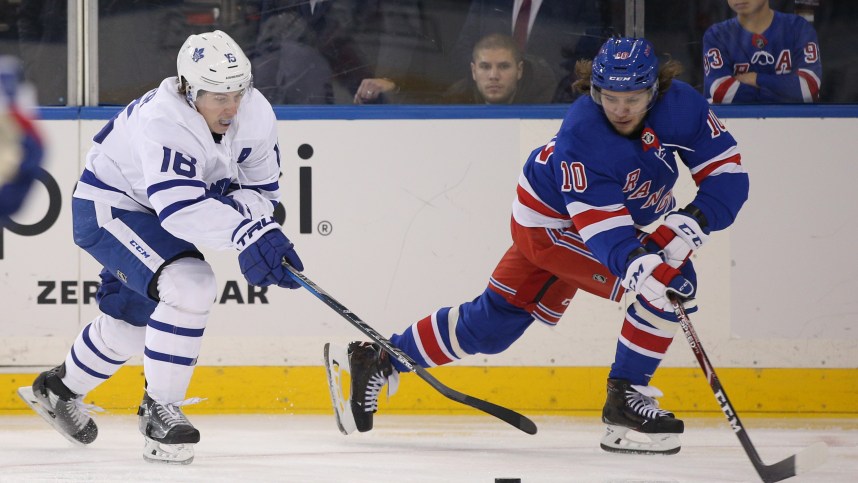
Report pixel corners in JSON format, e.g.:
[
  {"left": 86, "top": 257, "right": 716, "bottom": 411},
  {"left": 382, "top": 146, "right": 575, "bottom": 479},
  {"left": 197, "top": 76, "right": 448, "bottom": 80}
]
[{"left": 0, "top": 106, "right": 856, "bottom": 416}]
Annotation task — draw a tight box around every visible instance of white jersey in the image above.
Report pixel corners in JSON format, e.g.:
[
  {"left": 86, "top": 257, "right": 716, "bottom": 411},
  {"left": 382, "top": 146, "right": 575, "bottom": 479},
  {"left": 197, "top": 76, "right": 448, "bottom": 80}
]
[{"left": 73, "top": 77, "right": 282, "bottom": 251}]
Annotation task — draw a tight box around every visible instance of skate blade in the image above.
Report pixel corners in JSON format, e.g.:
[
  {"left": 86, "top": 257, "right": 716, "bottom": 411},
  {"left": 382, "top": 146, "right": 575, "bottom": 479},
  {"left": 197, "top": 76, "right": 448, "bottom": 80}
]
[
  {"left": 600, "top": 425, "right": 681, "bottom": 455},
  {"left": 323, "top": 343, "right": 357, "bottom": 435},
  {"left": 142, "top": 437, "right": 195, "bottom": 465},
  {"left": 16, "top": 386, "right": 88, "bottom": 447}
]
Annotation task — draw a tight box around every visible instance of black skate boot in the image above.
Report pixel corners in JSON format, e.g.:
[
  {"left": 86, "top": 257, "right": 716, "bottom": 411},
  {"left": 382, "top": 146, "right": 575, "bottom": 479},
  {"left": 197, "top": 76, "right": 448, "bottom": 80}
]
[
  {"left": 17, "top": 363, "right": 99, "bottom": 446},
  {"left": 324, "top": 341, "right": 399, "bottom": 434},
  {"left": 600, "top": 378, "right": 683, "bottom": 455},
  {"left": 137, "top": 392, "right": 201, "bottom": 464}
]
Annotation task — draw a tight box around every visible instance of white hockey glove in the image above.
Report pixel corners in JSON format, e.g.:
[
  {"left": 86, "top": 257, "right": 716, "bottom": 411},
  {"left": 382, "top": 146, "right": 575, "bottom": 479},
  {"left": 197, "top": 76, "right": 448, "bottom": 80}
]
[
  {"left": 622, "top": 252, "right": 695, "bottom": 312},
  {"left": 645, "top": 208, "right": 710, "bottom": 268},
  {"left": 228, "top": 189, "right": 276, "bottom": 219}
]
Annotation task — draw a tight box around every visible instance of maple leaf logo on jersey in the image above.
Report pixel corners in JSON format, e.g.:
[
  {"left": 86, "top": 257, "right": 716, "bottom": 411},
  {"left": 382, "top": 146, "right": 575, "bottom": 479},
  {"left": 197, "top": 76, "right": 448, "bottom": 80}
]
[
  {"left": 192, "top": 47, "right": 205, "bottom": 63},
  {"left": 751, "top": 33, "right": 768, "bottom": 49}
]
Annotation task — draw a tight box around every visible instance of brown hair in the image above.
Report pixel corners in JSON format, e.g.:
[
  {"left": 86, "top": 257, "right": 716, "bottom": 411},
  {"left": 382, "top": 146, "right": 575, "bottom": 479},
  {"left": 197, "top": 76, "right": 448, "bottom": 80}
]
[
  {"left": 177, "top": 77, "right": 188, "bottom": 97},
  {"left": 571, "top": 57, "right": 683, "bottom": 95},
  {"left": 472, "top": 33, "right": 523, "bottom": 64}
]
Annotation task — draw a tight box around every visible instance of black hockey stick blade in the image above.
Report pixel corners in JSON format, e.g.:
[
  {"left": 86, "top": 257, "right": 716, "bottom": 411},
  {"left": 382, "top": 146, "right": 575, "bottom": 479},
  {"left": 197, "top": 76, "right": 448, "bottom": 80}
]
[
  {"left": 671, "top": 298, "right": 829, "bottom": 482},
  {"left": 751, "top": 442, "right": 829, "bottom": 483},
  {"left": 284, "top": 262, "right": 538, "bottom": 435},
  {"left": 411, "top": 365, "right": 537, "bottom": 435}
]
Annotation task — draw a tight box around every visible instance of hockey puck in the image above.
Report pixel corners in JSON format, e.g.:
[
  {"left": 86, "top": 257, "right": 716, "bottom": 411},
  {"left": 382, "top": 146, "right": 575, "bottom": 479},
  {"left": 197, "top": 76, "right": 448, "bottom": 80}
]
[{"left": 495, "top": 479, "right": 521, "bottom": 483}]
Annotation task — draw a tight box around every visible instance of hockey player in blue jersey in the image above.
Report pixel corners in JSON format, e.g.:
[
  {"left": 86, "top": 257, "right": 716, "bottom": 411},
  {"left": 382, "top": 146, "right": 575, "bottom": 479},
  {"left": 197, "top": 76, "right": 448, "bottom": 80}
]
[
  {"left": 325, "top": 37, "right": 749, "bottom": 455},
  {"left": 0, "top": 56, "right": 43, "bottom": 220},
  {"left": 704, "top": 0, "right": 821, "bottom": 103},
  {"left": 17, "top": 31, "right": 304, "bottom": 464}
]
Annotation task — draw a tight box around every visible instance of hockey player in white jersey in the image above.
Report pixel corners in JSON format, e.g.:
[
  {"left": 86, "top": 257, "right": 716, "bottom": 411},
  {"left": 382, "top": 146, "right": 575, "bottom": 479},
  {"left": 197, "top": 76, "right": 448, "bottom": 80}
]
[{"left": 17, "top": 30, "right": 304, "bottom": 464}]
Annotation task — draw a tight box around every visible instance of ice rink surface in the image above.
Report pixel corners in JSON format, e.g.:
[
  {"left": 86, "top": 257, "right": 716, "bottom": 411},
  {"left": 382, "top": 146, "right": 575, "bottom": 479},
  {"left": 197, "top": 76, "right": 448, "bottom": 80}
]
[{"left": 0, "top": 414, "right": 854, "bottom": 482}]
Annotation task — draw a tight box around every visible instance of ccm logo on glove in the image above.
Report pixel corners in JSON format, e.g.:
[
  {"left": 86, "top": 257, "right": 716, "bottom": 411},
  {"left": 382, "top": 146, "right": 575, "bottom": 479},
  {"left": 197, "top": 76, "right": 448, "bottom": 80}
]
[{"left": 676, "top": 222, "right": 704, "bottom": 247}]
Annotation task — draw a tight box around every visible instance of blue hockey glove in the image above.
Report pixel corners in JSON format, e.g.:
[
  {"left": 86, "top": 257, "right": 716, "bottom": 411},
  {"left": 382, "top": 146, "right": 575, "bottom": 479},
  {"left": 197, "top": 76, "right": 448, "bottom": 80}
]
[
  {"left": 238, "top": 229, "right": 303, "bottom": 289},
  {"left": 622, "top": 252, "right": 694, "bottom": 312},
  {"left": 644, "top": 209, "right": 709, "bottom": 268}
]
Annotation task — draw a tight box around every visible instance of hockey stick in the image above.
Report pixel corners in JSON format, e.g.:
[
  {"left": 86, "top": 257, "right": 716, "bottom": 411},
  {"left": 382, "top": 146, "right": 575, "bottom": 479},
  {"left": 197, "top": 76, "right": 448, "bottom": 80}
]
[
  {"left": 671, "top": 298, "right": 828, "bottom": 483},
  {"left": 284, "top": 262, "right": 538, "bottom": 435}
]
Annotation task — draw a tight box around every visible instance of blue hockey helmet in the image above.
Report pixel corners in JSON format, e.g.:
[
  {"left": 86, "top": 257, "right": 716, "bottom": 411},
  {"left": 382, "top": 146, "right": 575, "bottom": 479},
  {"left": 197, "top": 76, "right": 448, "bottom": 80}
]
[
  {"left": 592, "top": 37, "right": 658, "bottom": 91},
  {"left": 591, "top": 37, "right": 659, "bottom": 107}
]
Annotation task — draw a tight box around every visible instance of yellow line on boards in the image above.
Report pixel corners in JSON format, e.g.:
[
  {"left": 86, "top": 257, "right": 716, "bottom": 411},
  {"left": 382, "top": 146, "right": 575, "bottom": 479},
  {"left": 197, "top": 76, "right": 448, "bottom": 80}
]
[{"left": 1, "top": 366, "right": 855, "bottom": 417}]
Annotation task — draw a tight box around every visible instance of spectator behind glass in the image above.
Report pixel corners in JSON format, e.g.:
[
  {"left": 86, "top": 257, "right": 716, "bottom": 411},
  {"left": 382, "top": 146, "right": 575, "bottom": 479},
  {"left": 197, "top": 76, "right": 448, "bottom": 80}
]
[
  {"left": 16, "top": 0, "right": 67, "bottom": 105},
  {"left": 352, "top": 1, "right": 444, "bottom": 105},
  {"left": 703, "top": 0, "right": 821, "bottom": 103},
  {"left": 449, "top": 0, "right": 604, "bottom": 100},
  {"left": 253, "top": 0, "right": 374, "bottom": 104},
  {"left": 441, "top": 33, "right": 554, "bottom": 104}
]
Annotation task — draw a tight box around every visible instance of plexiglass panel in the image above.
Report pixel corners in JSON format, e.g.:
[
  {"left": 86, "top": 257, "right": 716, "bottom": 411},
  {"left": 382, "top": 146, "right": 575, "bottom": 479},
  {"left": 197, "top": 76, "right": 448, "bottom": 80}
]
[
  {"left": 646, "top": 0, "right": 858, "bottom": 103},
  {"left": 1, "top": 0, "right": 69, "bottom": 105},
  {"left": 96, "top": 0, "right": 626, "bottom": 106},
  {"left": 10, "top": 1, "right": 857, "bottom": 106}
]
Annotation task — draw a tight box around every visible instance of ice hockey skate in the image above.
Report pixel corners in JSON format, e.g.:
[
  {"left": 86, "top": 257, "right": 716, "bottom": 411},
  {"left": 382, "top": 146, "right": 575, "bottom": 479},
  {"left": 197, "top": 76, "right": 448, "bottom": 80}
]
[
  {"left": 323, "top": 341, "right": 399, "bottom": 434},
  {"left": 137, "top": 392, "right": 201, "bottom": 464},
  {"left": 600, "top": 378, "right": 684, "bottom": 455},
  {"left": 16, "top": 363, "right": 100, "bottom": 446}
]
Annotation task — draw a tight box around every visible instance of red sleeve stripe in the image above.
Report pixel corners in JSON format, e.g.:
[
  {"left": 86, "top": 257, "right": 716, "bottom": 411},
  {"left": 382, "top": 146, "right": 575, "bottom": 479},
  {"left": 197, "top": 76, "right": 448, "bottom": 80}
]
[
  {"left": 691, "top": 153, "right": 742, "bottom": 185},
  {"left": 571, "top": 206, "right": 631, "bottom": 240},
  {"left": 516, "top": 182, "right": 565, "bottom": 219},
  {"left": 797, "top": 69, "right": 820, "bottom": 102},
  {"left": 414, "top": 314, "right": 454, "bottom": 367},
  {"left": 710, "top": 76, "right": 739, "bottom": 104}
]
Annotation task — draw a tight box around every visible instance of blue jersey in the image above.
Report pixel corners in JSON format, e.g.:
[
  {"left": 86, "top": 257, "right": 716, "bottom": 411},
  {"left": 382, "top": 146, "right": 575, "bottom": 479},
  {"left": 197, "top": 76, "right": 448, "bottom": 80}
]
[
  {"left": 0, "top": 56, "right": 43, "bottom": 219},
  {"left": 513, "top": 80, "right": 749, "bottom": 277},
  {"left": 703, "top": 11, "right": 821, "bottom": 103}
]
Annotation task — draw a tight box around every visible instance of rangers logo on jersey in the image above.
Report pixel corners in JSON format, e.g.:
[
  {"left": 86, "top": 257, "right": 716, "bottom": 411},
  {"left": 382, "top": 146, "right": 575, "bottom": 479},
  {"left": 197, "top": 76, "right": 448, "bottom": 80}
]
[{"left": 750, "top": 50, "right": 776, "bottom": 66}]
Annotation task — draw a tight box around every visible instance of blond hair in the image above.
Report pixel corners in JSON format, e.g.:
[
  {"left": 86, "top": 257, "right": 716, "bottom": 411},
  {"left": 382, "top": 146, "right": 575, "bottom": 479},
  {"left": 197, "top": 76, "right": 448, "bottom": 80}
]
[{"left": 572, "top": 57, "right": 684, "bottom": 95}]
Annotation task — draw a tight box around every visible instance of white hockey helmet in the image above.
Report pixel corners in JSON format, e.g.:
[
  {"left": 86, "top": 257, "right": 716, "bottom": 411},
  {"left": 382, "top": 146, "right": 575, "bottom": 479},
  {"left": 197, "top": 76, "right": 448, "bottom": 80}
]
[{"left": 176, "top": 30, "right": 252, "bottom": 103}]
